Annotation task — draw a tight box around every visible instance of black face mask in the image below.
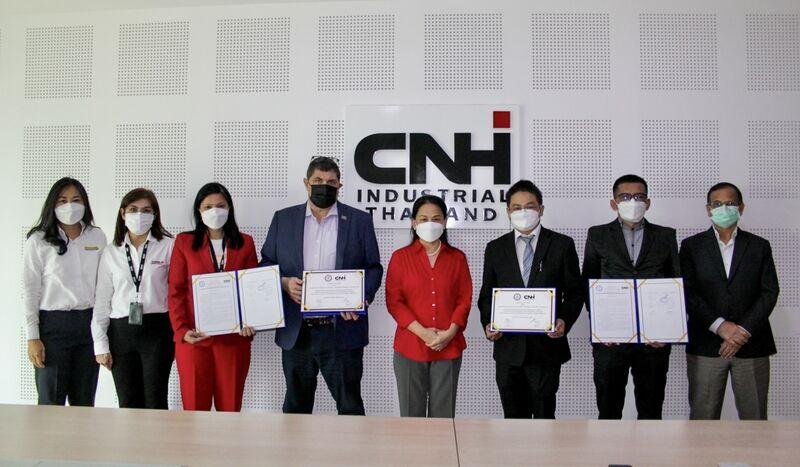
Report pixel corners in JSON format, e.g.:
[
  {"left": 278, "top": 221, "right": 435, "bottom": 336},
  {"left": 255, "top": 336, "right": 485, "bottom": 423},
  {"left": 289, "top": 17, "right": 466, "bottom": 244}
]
[{"left": 310, "top": 184, "right": 338, "bottom": 209}]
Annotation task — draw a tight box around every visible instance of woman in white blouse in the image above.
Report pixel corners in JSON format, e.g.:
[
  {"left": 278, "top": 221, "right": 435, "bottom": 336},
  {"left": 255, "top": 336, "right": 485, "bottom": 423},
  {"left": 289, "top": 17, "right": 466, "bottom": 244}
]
[
  {"left": 23, "top": 177, "right": 107, "bottom": 406},
  {"left": 91, "top": 188, "right": 175, "bottom": 409}
]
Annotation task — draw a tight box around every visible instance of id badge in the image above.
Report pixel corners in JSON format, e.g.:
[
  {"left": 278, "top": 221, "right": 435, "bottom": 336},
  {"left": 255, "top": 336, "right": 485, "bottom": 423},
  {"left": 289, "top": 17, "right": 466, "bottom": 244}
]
[{"left": 129, "top": 302, "right": 143, "bottom": 325}]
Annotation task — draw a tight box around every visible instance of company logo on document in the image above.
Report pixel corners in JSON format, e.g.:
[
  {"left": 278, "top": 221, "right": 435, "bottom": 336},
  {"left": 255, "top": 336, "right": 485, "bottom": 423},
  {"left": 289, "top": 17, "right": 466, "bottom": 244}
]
[{"left": 345, "top": 105, "right": 521, "bottom": 229}]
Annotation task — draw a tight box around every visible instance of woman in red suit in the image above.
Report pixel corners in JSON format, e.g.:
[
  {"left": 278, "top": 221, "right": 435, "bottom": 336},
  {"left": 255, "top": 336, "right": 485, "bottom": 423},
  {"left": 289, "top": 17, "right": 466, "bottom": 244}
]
[{"left": 168, "top": 182, "right": 257, "bottom": 411}]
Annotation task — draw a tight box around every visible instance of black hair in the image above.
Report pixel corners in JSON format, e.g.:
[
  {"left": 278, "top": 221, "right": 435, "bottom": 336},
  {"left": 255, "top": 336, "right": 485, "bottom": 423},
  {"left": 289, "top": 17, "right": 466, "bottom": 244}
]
[
  {"left": 114, "top": 188, "right": 173, "bottom": 246},
  {"left": 506, "top": 180, "right": 543, "bottom": 206},
  {"left": 306, "top": 156, "right": 341, "bottom": 181},
  {"left": 27, "top": 177, "right": 96, "bottom": 255},
  {"left": 707, "top": 182, "right": 744, "bottom": 205},
  {"left": 409, "top": 195, "right": 449, "bottom": 245},
  {"left": 613, "top": 174, "right": 648, "bottom": 197},
  {"left": 190, "top": 182, "right": 244, "bottom": 251}
]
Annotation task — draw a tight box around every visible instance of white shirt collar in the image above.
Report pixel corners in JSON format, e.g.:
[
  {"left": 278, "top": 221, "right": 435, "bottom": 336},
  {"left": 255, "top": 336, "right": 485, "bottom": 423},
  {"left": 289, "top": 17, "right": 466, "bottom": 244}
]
[
  {"left": 123, "top": 231, "right": 156, "bottom": 247},
  {"left": 514, "top": 222, "right": 542, "bottom": 242},
  {"left": 305, "top": 201, "right": 339, "bottom": 219},
  {"left": 713, "top": 226, "right": 738, "bottom": 246},
  {"left": 57, "top": 221, "right": 87, "bottom": 241}
]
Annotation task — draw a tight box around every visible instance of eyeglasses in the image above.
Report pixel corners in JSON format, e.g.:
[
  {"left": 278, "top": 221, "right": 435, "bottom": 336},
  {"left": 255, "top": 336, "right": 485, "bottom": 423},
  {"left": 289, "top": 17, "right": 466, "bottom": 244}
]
[
  {"left": 707, "top": 201, "right": 740, "bottom": 208},
  {"left": 615, "top": 193, "right": 648, "bottom": 202},
  {"left": 125, "top": 206, "right": 155, "bottom": 214}
]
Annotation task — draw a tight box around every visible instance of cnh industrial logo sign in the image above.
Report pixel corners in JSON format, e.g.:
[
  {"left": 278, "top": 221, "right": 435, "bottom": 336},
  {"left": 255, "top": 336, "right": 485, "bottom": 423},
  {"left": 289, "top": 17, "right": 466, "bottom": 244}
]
[{"left": 345, "top": 105, "right": 521, "bottom": 229}]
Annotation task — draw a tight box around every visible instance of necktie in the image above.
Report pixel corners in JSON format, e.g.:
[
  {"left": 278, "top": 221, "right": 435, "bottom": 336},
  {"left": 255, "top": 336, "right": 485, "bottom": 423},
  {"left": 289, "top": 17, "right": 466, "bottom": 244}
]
[{"left": 521, "top": 236, "right": 535, "bottom": 285}]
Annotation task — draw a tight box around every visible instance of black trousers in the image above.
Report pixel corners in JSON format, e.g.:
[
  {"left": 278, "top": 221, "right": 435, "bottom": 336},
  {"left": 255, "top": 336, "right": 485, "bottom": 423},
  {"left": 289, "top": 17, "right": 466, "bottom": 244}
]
[
  {"left": 496, "top": 361, "right": 561, "bottom": 419},
  {"left": 35, "top": 309, "right": 99, "bottom": 406},
  {"left": 593, "top": 344, "right": 671, "bottom": 419},
  {"left": 108, "top": 313, "right": 175, "bottom": 409},
  {"left": 281, "top": 323, "right": 365, "bottom": 415}
]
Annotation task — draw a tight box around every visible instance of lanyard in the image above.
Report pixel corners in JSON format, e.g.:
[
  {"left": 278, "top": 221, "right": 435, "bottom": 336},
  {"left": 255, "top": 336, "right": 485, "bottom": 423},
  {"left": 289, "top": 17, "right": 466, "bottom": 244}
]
[
  {"left": 124, "top": 240, "right": 150, "bottom": 299},
  {"left": 208, "top": 237, "right": 226, "bottom": 272}
]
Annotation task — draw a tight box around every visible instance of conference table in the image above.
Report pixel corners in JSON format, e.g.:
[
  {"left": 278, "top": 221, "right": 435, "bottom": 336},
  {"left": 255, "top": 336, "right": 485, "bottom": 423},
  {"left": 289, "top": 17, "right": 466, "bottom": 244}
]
[{"left": 0, "top": 404, "right": 797, "bottom": 466}]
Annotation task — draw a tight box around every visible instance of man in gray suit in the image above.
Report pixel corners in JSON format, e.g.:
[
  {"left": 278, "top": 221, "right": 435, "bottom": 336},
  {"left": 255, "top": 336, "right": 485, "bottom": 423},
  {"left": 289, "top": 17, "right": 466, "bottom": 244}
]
[
  {"left": 583, "top": 174, "right": 680, "bottom": 419},
  {"left": 680, "top": 182, "right": 779, "bottom": 420}
]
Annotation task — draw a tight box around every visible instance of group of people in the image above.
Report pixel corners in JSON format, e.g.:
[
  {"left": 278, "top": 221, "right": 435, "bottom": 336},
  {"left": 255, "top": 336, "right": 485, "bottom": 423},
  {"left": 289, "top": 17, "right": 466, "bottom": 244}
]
[{"left": 22, "top": 156, "right": 779, "bottom": 421}]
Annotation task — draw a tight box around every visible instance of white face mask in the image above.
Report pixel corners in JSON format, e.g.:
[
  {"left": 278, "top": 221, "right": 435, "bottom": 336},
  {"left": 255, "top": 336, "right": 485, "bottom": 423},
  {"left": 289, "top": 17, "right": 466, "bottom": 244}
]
[
  {"left": 201, "top": 207, "right": 229, "bottom": 230},
  {"left": 616, "top": 200, "right": 647, "bottom": 223},
  {"left": 54, "top": 202, "right": 85, "bottom": 226},
  {"left": 415, "top": 221, "right": 445, "bottom": 243},
  {"left": 509, "top": 209, "right": 540, "bottom": 232},
  {"left": 125, "top": 212, "right": 154, "bottom": 236}
]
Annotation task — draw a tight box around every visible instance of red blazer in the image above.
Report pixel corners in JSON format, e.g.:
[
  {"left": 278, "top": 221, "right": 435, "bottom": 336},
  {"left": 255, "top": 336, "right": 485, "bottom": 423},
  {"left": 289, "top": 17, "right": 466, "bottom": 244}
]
[
  {"left": 385, "top": 241, "right": 472, "bottom": 362},
  {"left": 168, "top": 232, "right": 258, "bottom": 344}
]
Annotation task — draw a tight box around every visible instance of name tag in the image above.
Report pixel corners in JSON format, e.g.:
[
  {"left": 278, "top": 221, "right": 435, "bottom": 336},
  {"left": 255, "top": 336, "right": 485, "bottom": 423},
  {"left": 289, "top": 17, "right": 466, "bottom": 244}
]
[{"left": 84, "top": 246, "right": 99, "bottom": 251}]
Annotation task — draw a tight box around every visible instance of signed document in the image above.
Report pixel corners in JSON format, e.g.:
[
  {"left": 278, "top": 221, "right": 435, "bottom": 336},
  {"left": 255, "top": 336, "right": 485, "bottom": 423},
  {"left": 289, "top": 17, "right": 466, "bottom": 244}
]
[
  {"left": 301, "top": 269, "right": 365, "bottom": 316},
  {"left": 192, "top": 266, "right": 285, "bottom": 336},
  {"left": 490, "top": 288, "right": 556, "bottom": 333},
  {"left": 636, "top": 278, "right": 688, "bottom": 344},
  {"left": 589, "top": 278, "right": 688, "bottom": 344}
]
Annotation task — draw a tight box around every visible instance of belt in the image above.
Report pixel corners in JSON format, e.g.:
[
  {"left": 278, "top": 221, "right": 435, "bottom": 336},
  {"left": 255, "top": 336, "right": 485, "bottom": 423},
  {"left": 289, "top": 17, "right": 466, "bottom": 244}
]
[{"left": 302, "top": 316, "right": 334, "bottom": 327}]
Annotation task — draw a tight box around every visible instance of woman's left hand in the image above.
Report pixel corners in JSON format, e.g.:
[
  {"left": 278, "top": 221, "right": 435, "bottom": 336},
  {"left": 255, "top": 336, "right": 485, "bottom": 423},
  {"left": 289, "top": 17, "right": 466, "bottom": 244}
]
[
  {"left": 239, "top": 325, "right": 256, "bottom": 337},
  {"left": 427, "top": 326, "right": 457, "bottom": 352}
]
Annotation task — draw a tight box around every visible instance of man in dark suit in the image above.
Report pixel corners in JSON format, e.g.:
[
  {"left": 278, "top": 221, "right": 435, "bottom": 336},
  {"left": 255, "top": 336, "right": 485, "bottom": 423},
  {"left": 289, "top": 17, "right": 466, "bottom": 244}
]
[
  {"left": 478, "top": 180, "right": 583, "bottom": 419},
  {"left": 680, "top": 182, "right": 779, "bottom": 420},
  {"left": 583, "top": 174, "right": 680, "bottom": 419},
  {"left": 260, "top": 157, "right": 383, "bottom": 415}
]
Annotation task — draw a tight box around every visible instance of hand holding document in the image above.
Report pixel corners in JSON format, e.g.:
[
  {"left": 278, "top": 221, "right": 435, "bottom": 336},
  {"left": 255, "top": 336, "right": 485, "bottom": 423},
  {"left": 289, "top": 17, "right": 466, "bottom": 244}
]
[
  {"left": 589, "top": 278, "right": 687, "bottom": 344},
  {"left": 301, "top": 270, "right": 365, "bottom": 316},
  {"left": 490, "top": 288, "right": 556, "bottom": 333},
  {"left": 192, "top": 265, "right": 285, "bottom": 336}
]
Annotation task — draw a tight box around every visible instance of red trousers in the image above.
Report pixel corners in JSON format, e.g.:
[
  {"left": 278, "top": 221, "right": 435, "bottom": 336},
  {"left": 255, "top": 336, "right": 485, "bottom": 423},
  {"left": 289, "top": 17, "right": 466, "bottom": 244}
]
[{"left": 174, "top": 335, "right": 251, "bottom": 412}]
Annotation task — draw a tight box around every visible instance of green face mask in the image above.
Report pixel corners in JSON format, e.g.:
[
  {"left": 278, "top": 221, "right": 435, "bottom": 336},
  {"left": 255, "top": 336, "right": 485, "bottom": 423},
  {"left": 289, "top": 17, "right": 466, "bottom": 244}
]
[{"left": 710, "top": 205, "right": 740, "bottom": 228}]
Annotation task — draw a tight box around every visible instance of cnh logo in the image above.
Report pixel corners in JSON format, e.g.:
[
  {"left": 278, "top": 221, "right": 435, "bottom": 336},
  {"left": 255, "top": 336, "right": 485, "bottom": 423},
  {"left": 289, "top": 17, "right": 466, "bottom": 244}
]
[{"left": 354, "top": 110, "right": 512, "bottom": 185}]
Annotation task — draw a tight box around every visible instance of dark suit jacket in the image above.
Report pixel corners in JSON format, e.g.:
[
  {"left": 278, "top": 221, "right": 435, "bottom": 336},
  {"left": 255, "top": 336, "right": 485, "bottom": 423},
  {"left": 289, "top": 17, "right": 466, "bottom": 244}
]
[
  {"left": 478, "top": 228, "right": 584, "bottom": 366},
  {"left": 582, "top": 219, "right": 680, "bottom": 284},
  {"left": 582, "top": 219, "right": 680, "bottom": 348},
  {"left": 680, "top": 227, "right": 779, "bottom": 358},
  {"left": 260, "top": 202, "right": 383, "bottom": 351}
]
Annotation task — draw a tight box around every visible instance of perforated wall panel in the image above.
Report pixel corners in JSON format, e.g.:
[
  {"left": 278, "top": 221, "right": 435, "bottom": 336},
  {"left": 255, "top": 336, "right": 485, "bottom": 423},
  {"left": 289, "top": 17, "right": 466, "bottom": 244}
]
[
  {"left": 117, "top": 22, "right": 189, "bottom": 96},
  {"left": 317, "top": 14, "right": 395, "bottom": 91},
  {"left": 746, "top": 14, "right": 800, "bottom": 92},
  {"left": 213, "top": 121, "right": 288, "bottom": 198},
  {"left": 22, "top": 125, "right": 91, "bottom": 198},
  {"left": 642, "top": 120, "right": 719, "bottom": 198},
  {"left": 24, "top": 25, "right": 93, "bottom": 99},
  {"left": 531, "top": 13, "right": 610, "bottom": 90},
  {"left": 424, "top": 13, "right": 503, "bottom": 91},
  {"left": 748, "top": 121, "right": 800, "bottom": 199},
  {"left": 530, "top": 119, "right": 612, "bottom": 198},
  {"left": 114, "top": 123, "right": 187, "bottom": 198},
  {"left": 639, "top": 14, "right": 718, "bottom": 91},
  {"left": 215, "top": 17, "right": 290, "bottom": 94}
]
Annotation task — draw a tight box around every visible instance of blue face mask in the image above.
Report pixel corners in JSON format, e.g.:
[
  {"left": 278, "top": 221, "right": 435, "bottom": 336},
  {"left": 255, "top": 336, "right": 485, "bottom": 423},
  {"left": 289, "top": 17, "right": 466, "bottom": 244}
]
[{"left": 710, "top": 205, "right": 740, "bottom": 229}]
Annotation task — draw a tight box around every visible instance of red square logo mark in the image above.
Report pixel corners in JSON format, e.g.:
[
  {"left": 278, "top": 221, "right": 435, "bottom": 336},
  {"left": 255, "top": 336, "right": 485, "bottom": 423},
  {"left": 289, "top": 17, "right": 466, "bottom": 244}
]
[{"left": 493, "top": 111, "right": 510, "bottom": 129}]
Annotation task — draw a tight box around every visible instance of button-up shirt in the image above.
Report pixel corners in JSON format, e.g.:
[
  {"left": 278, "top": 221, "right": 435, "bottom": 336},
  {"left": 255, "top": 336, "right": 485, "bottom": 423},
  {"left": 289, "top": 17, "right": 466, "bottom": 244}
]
[
  {"left": 22, "top": 224, "right": 107, "bottom": 340},
  {"left": 91, "top": 233, "right": 175, "bottom": 355},
  {"left": 385, "top": 240, "right": 472, "bottom": 362},
  {"left": 514, "top": 223, "right": 542, "bottom": 281},
  {"left": 303, "top": 202, "right": 338, "bottom": 271},
  {"left": 709, "top": 227, "right": 742, "bottom": 335},
  {"left": 620, "top": 219, "right": 645, "bottom": 264}
]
